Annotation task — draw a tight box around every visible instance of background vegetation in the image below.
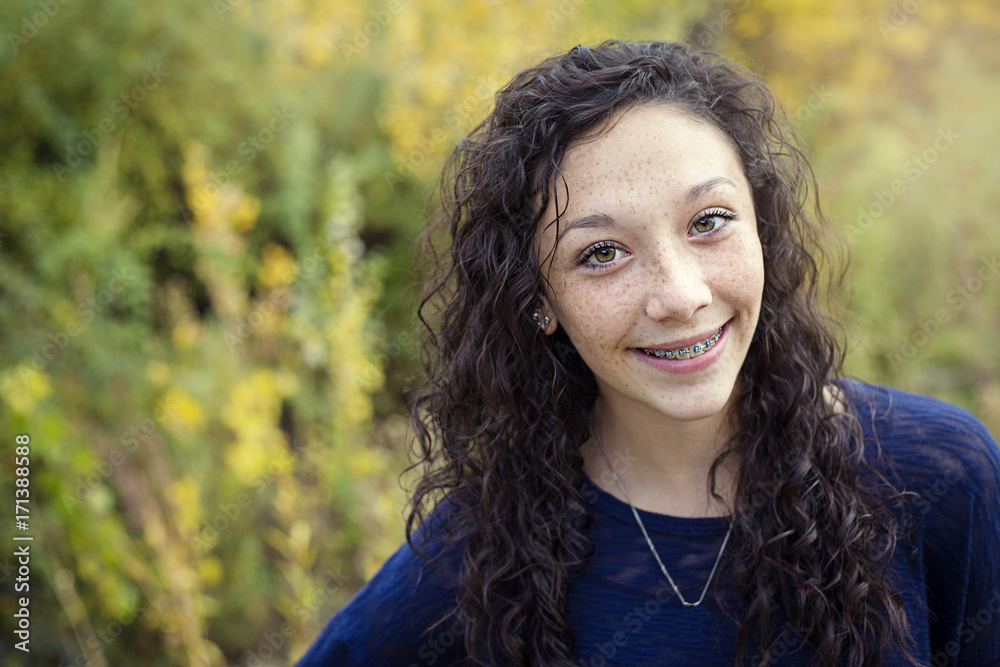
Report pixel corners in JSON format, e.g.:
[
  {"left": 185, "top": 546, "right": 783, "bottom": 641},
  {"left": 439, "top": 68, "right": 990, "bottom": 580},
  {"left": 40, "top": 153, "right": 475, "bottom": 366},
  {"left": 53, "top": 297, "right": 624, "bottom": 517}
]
[{"left": 0, "top": 0, "right": 997, "bottom": 664}]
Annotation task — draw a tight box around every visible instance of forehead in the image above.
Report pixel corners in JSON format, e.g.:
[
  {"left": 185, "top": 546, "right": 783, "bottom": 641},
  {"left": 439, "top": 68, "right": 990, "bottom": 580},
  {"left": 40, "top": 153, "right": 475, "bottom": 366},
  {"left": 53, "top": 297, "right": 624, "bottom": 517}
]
[
  {"left": 534, "top": 104, "right": 749, "bottom": 252},
  {"left": 557, "top": 104, "right": 744, "bottom": 190}
]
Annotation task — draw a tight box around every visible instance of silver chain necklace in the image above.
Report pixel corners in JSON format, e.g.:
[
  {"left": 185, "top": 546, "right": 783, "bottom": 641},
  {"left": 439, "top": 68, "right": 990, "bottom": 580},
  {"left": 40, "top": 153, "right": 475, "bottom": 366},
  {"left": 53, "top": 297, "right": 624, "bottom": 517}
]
[{"left": 592, "top": 422, "right": 735, "bottom": 607}]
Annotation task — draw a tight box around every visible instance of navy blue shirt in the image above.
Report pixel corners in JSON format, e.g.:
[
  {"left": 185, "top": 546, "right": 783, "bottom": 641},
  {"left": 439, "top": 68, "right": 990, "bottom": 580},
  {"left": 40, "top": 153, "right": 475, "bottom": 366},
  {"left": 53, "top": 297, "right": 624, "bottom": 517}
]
[{"left": 295, "top": 382, "right": 1000, "bottom": 666}]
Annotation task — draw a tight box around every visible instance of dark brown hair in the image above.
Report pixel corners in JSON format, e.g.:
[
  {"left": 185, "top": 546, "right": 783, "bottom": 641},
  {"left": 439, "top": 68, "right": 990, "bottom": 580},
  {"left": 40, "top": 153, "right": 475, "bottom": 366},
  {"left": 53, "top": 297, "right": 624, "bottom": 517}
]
[{"left": 404, "top": 40, "right": 923, "bottom": 666}]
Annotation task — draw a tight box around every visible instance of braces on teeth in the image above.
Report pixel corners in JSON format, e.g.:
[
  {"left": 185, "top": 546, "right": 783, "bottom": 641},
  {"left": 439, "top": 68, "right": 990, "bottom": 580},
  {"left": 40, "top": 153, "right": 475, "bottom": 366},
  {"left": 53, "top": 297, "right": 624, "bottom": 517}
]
[{"left": 642, "top": 326, "right": 723, "bottom": 360}]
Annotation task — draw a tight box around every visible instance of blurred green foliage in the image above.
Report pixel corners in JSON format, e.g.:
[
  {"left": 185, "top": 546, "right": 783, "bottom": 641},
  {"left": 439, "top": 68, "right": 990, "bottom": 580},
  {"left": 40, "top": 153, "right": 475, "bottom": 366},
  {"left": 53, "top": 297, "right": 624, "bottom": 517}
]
[{"left": 0, "top": 0, "right": 997, "bottom": 665}]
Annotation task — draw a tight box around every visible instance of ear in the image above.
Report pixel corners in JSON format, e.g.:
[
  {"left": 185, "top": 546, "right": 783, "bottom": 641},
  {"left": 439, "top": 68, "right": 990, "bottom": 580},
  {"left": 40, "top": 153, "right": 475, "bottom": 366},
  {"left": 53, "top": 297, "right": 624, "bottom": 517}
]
[{"left": 534, "top": 296, "right": 558, "bottom": 335}]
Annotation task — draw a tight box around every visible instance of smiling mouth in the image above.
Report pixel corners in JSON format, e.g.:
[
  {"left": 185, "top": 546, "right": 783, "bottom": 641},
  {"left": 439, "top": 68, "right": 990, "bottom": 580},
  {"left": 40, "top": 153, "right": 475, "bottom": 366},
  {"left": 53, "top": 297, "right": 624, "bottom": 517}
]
[{"left": 638, "top": 326, "right": 724, "bottom": 360}]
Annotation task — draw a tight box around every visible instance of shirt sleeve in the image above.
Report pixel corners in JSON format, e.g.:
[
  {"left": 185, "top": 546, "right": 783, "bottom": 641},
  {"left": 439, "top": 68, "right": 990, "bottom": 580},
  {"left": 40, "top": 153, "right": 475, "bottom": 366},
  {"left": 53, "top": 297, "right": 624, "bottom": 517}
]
[
  {"left": 918, "top": 405, "right": 1000, "bottom": 666},
  {"left": 956, "top": 414, "right": 1000, "bottom": 667},
  {"left": 293, "top": 496, "right": 467, "bottom": 667}
]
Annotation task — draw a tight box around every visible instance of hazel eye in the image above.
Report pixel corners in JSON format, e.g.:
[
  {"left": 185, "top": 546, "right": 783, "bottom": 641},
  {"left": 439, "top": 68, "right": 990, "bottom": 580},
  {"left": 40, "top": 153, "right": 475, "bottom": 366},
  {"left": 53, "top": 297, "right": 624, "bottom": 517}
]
[
  {"left": 693, "top": 217, "right": 720, "bottom": 234},
  {"left": 575, "top": 241, "right": 629, "bottom": 271},
  {"left": 691, "top": 208, "right": 737, "bottom": 236},
  {"left": 592, "top": 247, "right": 617, "bottom": 263}
]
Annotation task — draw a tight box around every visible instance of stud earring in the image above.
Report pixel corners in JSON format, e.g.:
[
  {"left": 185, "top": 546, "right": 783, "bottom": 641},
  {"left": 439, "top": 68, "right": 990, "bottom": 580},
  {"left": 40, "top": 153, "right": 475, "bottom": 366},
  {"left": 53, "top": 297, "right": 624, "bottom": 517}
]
[{"left": 532, "top": 311, "right": 551, "bottom": 331}]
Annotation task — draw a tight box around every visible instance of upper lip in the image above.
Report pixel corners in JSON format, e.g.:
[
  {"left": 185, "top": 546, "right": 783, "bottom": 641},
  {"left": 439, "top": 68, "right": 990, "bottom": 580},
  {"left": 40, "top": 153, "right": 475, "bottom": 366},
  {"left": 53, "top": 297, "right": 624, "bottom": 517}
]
[{"left": 634, "top": 322, "right": 727, "bottom": 351}]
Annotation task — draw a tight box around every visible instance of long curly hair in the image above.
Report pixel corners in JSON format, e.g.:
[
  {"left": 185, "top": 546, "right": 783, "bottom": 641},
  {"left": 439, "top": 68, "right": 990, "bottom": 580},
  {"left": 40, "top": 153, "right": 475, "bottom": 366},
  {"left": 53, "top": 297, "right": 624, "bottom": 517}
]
[{"left": 402, "top": 40, "right": 923, "bottom": 667}]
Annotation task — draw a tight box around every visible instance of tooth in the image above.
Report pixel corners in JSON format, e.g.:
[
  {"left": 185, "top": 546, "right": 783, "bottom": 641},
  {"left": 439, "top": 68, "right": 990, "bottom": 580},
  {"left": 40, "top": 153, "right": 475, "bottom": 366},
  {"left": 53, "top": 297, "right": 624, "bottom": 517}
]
[{"left": 643, "top": 325, "right": 724, "bottom": 360}]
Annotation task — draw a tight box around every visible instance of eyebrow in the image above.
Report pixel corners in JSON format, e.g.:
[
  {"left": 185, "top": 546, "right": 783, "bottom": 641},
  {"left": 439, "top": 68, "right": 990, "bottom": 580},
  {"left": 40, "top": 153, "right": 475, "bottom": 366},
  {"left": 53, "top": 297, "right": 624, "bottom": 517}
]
[
  {"left": 559, "top": 176, "right": 738, "bottom": 237},
  {"left": 559, "top": 212, "right": 615, "bottom": 237},
  {"left": 683, "top": 176, "right": 737, "bottom": 204}
]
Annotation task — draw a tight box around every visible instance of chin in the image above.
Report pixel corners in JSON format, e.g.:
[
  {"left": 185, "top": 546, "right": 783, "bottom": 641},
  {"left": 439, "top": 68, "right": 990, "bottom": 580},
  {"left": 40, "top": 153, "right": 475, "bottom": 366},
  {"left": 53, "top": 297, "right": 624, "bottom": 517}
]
[
  {"left": 661, "top": 402, "right": 730, "bottom": 423},
  {"left": 650, "top": 385, "right": 737, "bottom": 423}
]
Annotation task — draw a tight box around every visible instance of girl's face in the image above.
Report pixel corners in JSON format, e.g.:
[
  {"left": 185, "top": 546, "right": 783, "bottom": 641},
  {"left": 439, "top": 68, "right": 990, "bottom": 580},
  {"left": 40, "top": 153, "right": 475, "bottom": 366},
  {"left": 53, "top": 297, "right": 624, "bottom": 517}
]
[{"left": 535, "top": 104, "right": 764, "bottom": 425}]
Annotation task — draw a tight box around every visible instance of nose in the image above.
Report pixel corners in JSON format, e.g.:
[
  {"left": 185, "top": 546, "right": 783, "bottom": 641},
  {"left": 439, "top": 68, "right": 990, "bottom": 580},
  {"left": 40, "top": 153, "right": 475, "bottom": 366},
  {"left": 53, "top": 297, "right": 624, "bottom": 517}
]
[{"left": 643, "top": 242, "right": 712, "bottom": 322}]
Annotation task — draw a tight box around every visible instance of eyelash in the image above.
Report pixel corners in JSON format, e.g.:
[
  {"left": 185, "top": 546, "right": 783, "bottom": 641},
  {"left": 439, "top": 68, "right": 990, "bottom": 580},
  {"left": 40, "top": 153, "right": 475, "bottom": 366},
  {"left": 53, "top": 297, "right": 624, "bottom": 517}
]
[
  {"left": 574, "top": 209, "right": 737, "bottom": 272},
  {"left": 693, "top": 208, "right": 737, "bottom": 235}
]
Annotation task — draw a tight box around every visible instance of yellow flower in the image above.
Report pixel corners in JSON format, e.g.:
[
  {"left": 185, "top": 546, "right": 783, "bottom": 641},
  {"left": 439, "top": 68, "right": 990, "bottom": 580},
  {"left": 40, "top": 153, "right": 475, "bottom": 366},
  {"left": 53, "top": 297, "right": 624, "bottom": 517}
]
[
  {"left": 0, "top": 365, "right": 52, "bottom": 415},
  {"left": 346, "top": 449, "right": 379, "bottom": 477},
  {"left": 52, "top": 299, "right": 78, "bottom": 327},
  {"left": 146, "top": 360, "right": 171, "bottom": 386},
  {"left": 169, "top": 476, "right": 203, "bottom": 530},
  {"left": 273, "top": 371, "right": 299, "bottom": 398},
  {"left": 161, "top": 386, "right": 206, "bottom": 433},
  {"left": 200, "top": 557, "right": 223, "bottom": 587},
  {"left": 230, "top": 196, "right": 260, "bottom": 233},
  {"left": 181, "top": 141, "right": 210, "bottom": 186},
  {"left": 258, "top": 243, "right": 297, "bottom": 289},
  {"left": 172, "top": 321, "right": 200, "bottom": 349}
]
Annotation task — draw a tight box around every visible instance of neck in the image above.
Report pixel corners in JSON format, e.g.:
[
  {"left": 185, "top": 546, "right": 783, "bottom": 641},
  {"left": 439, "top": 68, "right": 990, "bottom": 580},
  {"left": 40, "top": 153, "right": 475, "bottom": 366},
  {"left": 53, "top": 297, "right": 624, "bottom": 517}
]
[{"left": 581, "top": 394, "right": 740, "bottom": 519}]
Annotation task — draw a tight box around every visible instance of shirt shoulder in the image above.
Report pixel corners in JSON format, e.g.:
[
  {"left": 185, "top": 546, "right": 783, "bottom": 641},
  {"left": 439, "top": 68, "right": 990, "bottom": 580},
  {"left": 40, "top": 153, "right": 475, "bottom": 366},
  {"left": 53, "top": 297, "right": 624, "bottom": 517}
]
[
  {"left": 294, "top": 493, "right": 468, "bottom": 667},
  {"left": 841, "top": 381, "right": 1000, "bottom": 664},
  {"left": 841, "top": 379, "right": 1000, "bottom": 500}
]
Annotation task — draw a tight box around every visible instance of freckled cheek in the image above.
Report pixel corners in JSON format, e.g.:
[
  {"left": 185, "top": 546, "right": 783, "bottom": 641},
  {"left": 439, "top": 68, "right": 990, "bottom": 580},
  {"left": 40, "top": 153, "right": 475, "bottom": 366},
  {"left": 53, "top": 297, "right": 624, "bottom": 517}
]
[
  {"left": 740, "top": 251, "right": 766, "bottom": 318},
  {"left": 747, "top": 241, "right": 766, "bottom": 297},
  {"left": 557, "top": 284, "right": 637, "bottom": 349},
  {"left": 711, "top": 243, "right": 764, "bottom": 315}
]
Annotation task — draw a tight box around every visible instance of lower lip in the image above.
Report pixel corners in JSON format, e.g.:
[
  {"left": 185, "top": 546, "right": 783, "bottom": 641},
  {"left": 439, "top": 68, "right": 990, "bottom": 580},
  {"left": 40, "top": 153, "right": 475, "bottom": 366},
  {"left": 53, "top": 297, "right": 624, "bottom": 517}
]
[{"left": 630, "top": 321, "right": 730, "bottom": 375}]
